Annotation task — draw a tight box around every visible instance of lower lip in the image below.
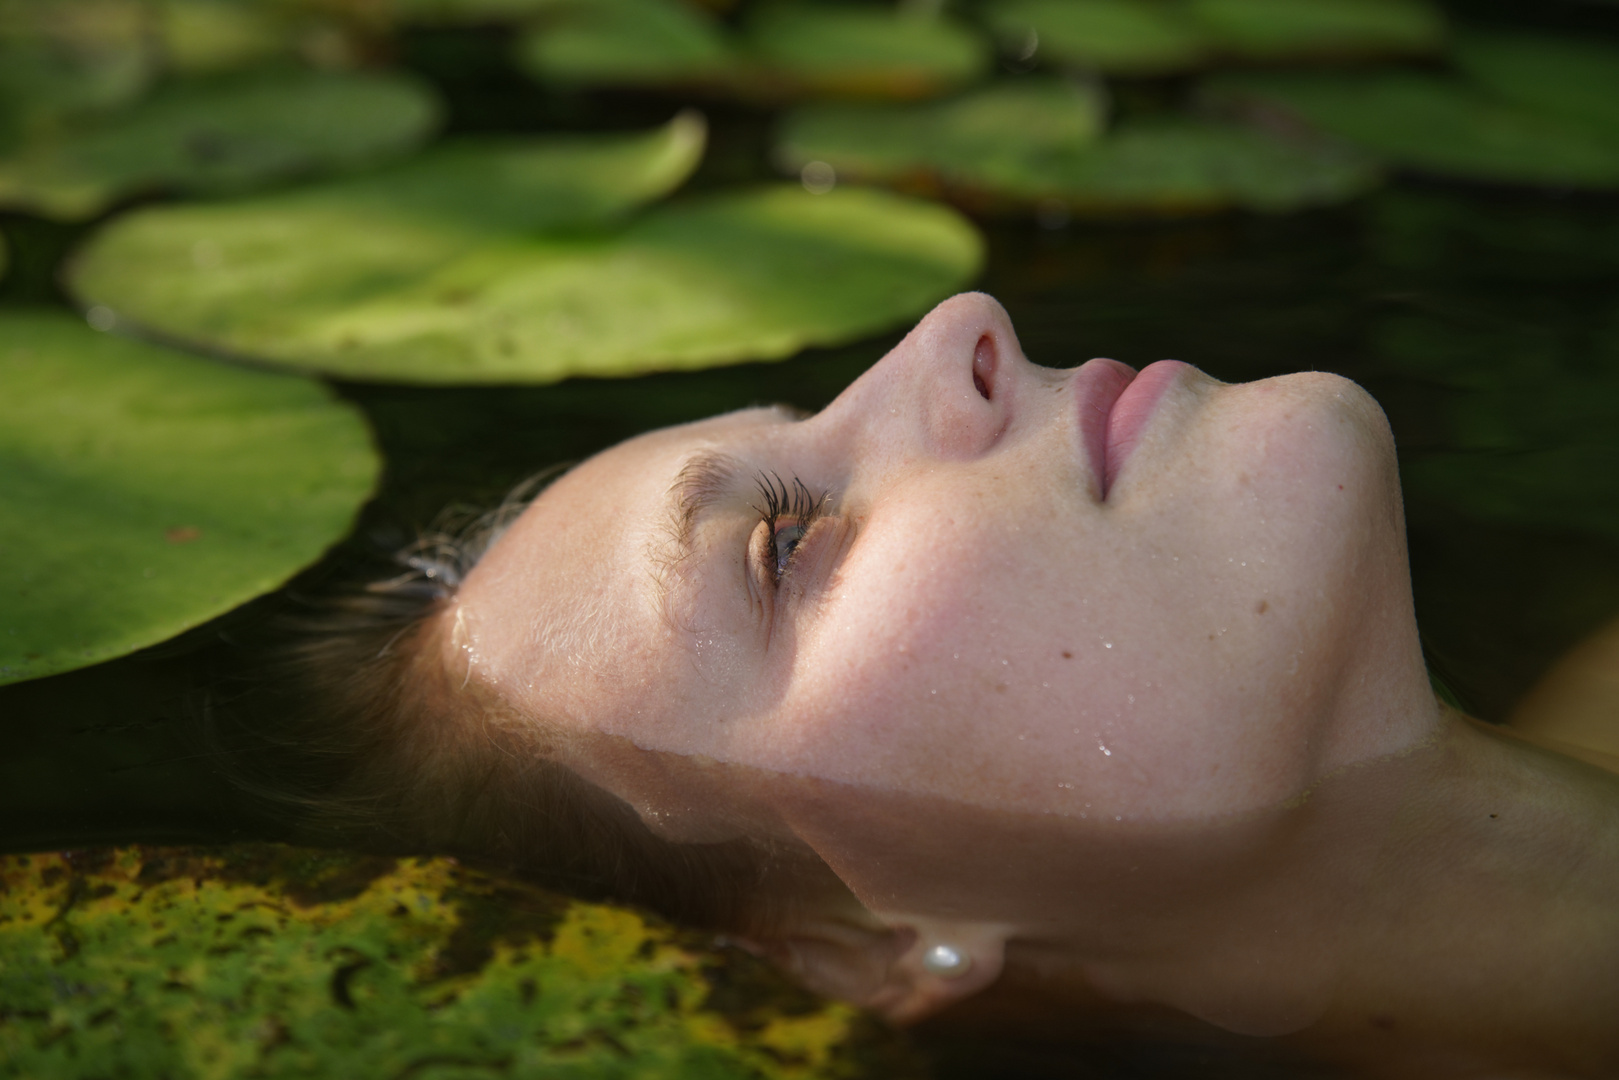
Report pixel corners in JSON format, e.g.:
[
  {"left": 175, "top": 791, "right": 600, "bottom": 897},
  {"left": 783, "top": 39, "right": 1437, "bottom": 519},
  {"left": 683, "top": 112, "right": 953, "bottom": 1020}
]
[{"left": 1103, "top": 360, "right": 1188, "bottom": 496}]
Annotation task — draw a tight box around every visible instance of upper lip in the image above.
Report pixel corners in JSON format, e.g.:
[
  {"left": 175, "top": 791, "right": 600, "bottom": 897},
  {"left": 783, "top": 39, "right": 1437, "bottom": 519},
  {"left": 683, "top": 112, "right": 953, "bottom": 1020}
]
[{"left": 1070, "top": 358, "right": 1138, "bottom": 499}]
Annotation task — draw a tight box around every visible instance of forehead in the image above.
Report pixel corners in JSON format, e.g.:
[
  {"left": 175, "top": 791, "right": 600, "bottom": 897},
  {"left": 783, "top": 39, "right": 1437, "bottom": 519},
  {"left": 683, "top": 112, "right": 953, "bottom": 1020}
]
[{"left": 448, "top": 406, "right": 792, "bottom": 720}]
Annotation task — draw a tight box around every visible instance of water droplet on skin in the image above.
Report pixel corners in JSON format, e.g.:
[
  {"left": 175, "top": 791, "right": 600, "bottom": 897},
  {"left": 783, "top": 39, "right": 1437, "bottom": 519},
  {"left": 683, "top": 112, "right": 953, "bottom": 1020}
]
[
  {"left": 1099, "top": 743, "right": 1112, "bottom": 756},
  {"left": 1104, "top": 643, "right": 1113, "bottom": 649}
]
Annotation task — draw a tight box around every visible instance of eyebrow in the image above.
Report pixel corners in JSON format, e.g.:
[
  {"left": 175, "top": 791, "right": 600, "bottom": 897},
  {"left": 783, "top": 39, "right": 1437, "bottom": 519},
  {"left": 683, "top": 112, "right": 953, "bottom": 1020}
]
[{"left": 649, "top": 447, "right": 747, "bottom": 629}]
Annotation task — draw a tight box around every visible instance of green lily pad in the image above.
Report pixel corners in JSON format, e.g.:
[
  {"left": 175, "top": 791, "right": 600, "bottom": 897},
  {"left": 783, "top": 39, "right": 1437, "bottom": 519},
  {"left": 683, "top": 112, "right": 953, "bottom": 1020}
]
[
  {"left": 981, "top": 0, "right": 1210, "bottom": 75},
  {"left": 742, "top": 2, "right": 990, "bottom": 98},
  {"left": 777, "top": 78, "right": 1104, "bottom": 188},
  {"left": 1207, "top": 70, "right": 1619, "bottom": 189},
  {"left": 0, "top": 0, "right": 158, "bottom": 141},
  {"left": 71, "top": 167, "right": 982, "bottom": 383},
  {"left": 1187, "top": 0, "right": 1443, "bottom": 61},
  {"left": 1451, "top": 30, "right": 1619, "bottom": 138},
  {"left": 0, "top": 68, "right": 443, "bottom": 221},
  {"left": 0, "top": 845, "right": 897, "bottom": 1078},
  {"left": 979, "top": 0, "right": 1440, "bottom": 74},
  {"left": 0, "top": 311, "right": 378, "bottom": 686},
  {"left": 515, "top": 0, "right": 735, "bottom": 88},
  {"left": 779, "top": 87, "right": 1379, "bottom": 216},
  {"left": 517, "top": 0, "right": 989, "bottom": 100},
  {"left": 158, "top": 0, "right": 296, "bottom": 75}
]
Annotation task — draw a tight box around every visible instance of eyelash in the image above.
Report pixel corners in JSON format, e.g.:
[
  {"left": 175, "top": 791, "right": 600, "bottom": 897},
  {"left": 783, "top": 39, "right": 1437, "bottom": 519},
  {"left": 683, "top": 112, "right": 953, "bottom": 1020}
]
[{"left": 752, "top": 472, "right": 831, "bottom": 586}]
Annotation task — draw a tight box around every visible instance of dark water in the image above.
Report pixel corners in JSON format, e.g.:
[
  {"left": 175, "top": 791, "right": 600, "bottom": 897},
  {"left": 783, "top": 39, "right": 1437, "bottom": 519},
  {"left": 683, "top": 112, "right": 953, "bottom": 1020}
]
[{"left": 4, "top": 7, "right": 1619, "bottom": 1077}]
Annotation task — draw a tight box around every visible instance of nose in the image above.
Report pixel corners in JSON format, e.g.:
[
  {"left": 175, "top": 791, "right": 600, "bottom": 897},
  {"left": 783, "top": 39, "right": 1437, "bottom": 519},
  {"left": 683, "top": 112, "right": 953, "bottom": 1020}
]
[{"left": 816, "top": 293, "right": 1028, "bottom": 465}]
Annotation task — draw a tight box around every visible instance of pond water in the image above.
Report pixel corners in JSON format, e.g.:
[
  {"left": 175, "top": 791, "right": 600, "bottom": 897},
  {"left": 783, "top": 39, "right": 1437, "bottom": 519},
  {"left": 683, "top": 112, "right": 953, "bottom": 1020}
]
[{"left": 4, "top": 4, "right": 1619, "bottom": 1077}]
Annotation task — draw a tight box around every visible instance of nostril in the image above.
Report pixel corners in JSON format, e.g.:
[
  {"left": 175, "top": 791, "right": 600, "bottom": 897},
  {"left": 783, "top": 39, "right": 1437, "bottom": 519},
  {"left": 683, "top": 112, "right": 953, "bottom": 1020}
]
[{"left": 972, "top": 335, "right": 995, "bottom": 400}]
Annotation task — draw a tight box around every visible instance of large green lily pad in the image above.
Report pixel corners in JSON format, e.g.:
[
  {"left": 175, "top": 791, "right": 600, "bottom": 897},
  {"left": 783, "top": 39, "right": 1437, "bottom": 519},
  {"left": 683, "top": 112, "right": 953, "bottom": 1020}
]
[
  {"left": 1206, "top": 70, "right": 1619, "bottom": 189},
  {"left": 69, "top": 117, "right": 981, "bottom": 383},
  {"left": 0, "top": 311, "right": 378, "bottom": 686},
  {"left": 517, "top": 0, "right": 989, "bottom": 100},
  {"left": 0, "top": 68, "right": 443, "bottom": 221},
  {"left": 979, "top": 0, "right": 1440, "bottom": 74},
  {"left": 1451, "top": 30, "right": 1619, "bottom": 138},
  {"left": 779, "top": 88, "right": 1379, "bottom": 216},
  {"left": 0, "top": 845, "right": 898, "bottom": 1078}
]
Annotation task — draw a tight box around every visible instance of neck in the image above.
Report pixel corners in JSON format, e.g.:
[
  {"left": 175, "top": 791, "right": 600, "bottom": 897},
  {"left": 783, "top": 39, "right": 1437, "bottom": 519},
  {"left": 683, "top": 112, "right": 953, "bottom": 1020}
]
[{"left": 957, "top": 712, "right": 1619, "bottom": 1077}]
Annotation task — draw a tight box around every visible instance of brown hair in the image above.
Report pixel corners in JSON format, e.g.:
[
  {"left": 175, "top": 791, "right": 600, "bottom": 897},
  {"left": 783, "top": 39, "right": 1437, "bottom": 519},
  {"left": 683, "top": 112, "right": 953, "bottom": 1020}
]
[{"left": 209, "top": 472, "right": 838, "bottom": 935}]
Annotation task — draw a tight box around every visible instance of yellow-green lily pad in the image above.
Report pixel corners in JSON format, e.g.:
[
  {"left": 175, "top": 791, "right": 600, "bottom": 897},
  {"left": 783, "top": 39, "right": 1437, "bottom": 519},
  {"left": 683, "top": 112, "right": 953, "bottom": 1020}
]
[
  {"left": 779, "top": 88, "right": 1379, "bottom": 216},
  {"left": 0, "top": 311, "right": 378, "bottom": 686},
  {"left": 1186, "top": 0, "right": 1443, "bottom": 61},
  {"left": 1451, "top": 30, "right": 1619, "bottom": 138},
  {"left": 981, "top": 0, "right": 1210, "bottom": 75},
  {"left": 0, "top": 68, "right": 443, "bottom": 222},
  {"left": 0, "top": 845, "right": 899, "bottom": 1078},
  {"left": 517, "top": 0, "right": 989, "bottom": 100},
  {"left": 71, "top": 175, "right": 982, "bottom": 383},
  {"left": 1207, "top": 70, "right": 1619, "bottom": 189},
  {"left": 158, "top": 0, "right": 297, "bottom": 75}
]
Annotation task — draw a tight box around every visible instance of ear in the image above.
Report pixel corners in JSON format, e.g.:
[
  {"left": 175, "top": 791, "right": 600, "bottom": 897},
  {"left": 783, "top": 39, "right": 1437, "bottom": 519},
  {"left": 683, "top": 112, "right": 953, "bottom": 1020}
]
[{"left": 754, "top": 914, "right": 1011, "bottom": 1026}]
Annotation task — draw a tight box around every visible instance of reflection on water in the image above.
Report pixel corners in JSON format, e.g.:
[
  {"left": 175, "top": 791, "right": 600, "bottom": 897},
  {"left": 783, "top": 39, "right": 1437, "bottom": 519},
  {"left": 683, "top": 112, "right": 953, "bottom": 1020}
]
[{"left": 5, "top": 182, "right": 1619, "bottom": 1080}]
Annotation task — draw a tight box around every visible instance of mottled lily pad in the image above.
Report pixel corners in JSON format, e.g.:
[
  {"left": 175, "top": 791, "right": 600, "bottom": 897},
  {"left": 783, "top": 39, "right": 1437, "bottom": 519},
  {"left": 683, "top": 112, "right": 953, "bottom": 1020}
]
[
  {"left": 518, "top": 0, "right": 989, "bottom": 100},
  {"left": 0, "top": 69, "right": 442, "bottom": 221},
  {"left": 1187, "top": 0, "right": 1443, "bottom": 61},
  {"left": 779, "top": 88, "right": 1379, "bottom": 216},
  {"left": 0, "top": 845, "right": 899, "bottom": 1079},
  {"left": 1451, "top": 30, "right": 1619, "bottom": 138},
  {"left": 71, "top": 164, "right": 982, "bottom": 383},
  {"left": 1207, "top": 70, "right": 1619, "bottom": 189},
  {"left": 981, "top": 0, "right": 1210, "bottom": 75},
  {"left": 0, "top": 312, "right": 378, "bottom": 686}
]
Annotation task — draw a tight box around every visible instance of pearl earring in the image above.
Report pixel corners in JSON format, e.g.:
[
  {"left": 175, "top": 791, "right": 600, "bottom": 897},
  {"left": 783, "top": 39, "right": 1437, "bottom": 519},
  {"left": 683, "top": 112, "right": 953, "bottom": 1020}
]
[{"left": 921, "top": 943, "right": 972, "bottom": 977}]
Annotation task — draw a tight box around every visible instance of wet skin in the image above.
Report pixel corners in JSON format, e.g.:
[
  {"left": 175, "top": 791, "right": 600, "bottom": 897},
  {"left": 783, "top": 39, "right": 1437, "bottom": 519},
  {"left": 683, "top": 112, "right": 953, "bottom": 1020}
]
[
  {"left": 442, "top": 295, "right": 1619, "bottom": 1073},
  {"left": 448, "top": 292, "right": 1438, "bottom": 826}
]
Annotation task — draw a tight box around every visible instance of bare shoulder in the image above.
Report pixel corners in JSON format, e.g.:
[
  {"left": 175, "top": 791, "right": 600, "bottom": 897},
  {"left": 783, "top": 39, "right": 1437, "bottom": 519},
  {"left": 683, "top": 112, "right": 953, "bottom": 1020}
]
[{"left": 1508, "top": 616, "right": 1619, "bottom": 775}]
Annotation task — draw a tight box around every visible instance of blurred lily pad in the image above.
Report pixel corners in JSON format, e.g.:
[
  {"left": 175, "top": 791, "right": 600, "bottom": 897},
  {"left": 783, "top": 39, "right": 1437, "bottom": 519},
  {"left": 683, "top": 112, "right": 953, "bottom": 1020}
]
[
  {"left": 980, "top": 0, "right": 1440, "bottom": 74},
  {"left": 515, "top": 0, "right": 735, "bottom": 88},
  {"left": 1207, "top": 70, "right": 1619, "bottom": 189},
  {"left": 1187, "top": 0, "right": 1443, "bottom": 61},
  {"left": 981, "top": 0, "right": 1210, "bottom": 75},
  {"left": 0, "top": 0, "right": 158, "bottom": 140},
  {"left": 158, "top": 0, "right": 295, "bottom": 74},
  {"left": 518, "top": 0, "right": 989, "bottom": 100},
  {"left": 0, "top": 311, "right": 377, "bottom": 686},
  {"left": 0, "top": 845, "right": 893, "bottom": 1078},
  {"left": 1451, "top": 30, "right": 1619, "bottom": 138},
  {"left": 780, "top": 86, "right": 1378, "bottom": 216},
  {"left": 0, "top": 68, "right": 442, "bottom": 221},
  {"left": 778, "top": 78, "right": 1104, "bottom": 189},
  {"left": 743, "top": 1, "right": 990, "bottom": 98},
  {"left": 72, "top": 174, "right": 981, "bottom": 383}
]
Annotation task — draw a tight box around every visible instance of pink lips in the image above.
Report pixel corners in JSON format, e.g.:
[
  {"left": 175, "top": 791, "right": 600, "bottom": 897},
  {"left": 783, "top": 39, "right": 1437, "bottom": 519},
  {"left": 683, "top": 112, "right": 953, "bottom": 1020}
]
[{"left": 1073, "top": 358, "right": 1188, "bottom": 498}]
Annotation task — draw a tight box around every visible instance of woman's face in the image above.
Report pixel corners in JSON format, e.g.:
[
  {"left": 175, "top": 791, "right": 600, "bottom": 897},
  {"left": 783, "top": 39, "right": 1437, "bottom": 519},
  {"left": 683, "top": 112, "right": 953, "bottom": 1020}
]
[{"left": 449, "top": 293, "right": 1436, "bottom": 828}]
